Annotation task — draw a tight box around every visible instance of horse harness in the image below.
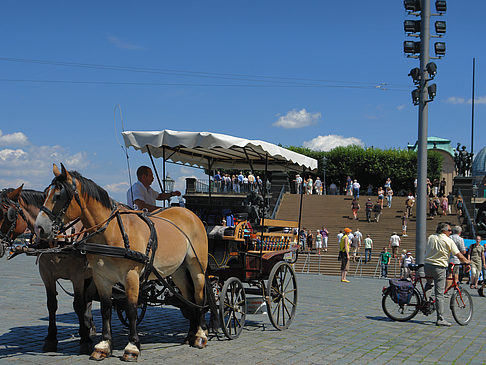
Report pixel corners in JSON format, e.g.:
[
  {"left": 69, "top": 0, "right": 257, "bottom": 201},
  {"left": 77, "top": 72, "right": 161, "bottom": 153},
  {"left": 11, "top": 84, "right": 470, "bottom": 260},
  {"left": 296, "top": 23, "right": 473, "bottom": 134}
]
[
  {"left": 0, "top": 190, "right": 29, "bottom": 251},
  {"left": 40, "top": 177, "right": 209, "bottom": 311}
]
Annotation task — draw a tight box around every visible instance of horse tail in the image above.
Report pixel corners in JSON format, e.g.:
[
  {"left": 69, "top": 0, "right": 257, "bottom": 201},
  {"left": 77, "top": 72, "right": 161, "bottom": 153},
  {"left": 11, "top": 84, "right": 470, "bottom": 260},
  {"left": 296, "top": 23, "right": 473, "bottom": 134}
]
[{"left": 205, "top": 273, "right": 221, "bottom": 332}]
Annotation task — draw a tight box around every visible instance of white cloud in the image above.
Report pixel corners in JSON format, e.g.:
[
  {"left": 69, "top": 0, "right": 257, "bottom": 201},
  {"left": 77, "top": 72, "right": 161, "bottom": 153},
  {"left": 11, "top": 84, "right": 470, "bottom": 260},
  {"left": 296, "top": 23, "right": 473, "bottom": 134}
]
[
  {"left": 470, "top": 96, "right": 486, "bottom": 104},
  {"left": 0, "top": 130, "right": 29, "bottom": 146},
  {"left": 0, "top": 148, "right": 28, "bottom": 162},
  {"left": 273, "top": 108, "right": 321, "bottom": 129},
  {"left": 396, "top": 104, "right": 406, "bottom": 111},
  {"left": 444, "top": 96, "right": 486, "bottom": 105},
  {"left": 303, "top": 135, "right": 365, "bottom": 152},
  {"left": 107, "top": 36, "right": 146, "bottom": 51},
  {"left": 445, "top": 97, "right": 466, "bottom": 104},
  {"left": 104, "top": 182, "right": 129, "bottom": 194},
  {"left": 0, "top": 132, "right": 90, "bottom": 190}
]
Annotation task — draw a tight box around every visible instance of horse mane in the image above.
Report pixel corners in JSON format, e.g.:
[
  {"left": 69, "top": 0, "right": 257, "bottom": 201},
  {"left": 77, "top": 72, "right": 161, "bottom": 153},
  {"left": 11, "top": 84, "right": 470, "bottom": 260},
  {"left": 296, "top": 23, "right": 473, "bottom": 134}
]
[
  {"left": 20, "top": 189, "right": 46, "bottom": 208},
  {"left": 0, "top": 188, "right": 45, "bottom": 208},
  {"left": 53, "top": 171, "right": 113, "bottom": 209}
]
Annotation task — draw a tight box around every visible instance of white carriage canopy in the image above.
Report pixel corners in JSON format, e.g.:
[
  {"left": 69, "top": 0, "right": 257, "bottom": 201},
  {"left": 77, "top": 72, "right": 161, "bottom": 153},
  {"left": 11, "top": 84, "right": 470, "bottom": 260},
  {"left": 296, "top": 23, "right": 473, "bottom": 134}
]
[{"left": 122, "top": 129, "right": 318, "bottom": 172}]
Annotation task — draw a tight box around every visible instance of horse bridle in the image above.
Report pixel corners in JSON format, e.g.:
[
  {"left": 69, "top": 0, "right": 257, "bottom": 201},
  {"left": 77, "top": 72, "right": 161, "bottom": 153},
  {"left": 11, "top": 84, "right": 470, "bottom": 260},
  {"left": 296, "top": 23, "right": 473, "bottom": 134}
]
[
  {"left": 0, "top": 191, "right": 28, "bottom": 257},
  {"left": 40, "top": 176, "right": 83, "bottom": 234}
]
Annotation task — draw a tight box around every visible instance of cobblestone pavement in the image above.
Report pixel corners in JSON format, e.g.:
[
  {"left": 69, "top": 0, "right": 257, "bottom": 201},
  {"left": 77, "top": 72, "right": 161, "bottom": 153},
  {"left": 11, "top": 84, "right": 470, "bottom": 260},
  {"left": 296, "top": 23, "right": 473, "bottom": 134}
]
[{"left": 1, "top": 255, "right": 485, "bottom": 364}]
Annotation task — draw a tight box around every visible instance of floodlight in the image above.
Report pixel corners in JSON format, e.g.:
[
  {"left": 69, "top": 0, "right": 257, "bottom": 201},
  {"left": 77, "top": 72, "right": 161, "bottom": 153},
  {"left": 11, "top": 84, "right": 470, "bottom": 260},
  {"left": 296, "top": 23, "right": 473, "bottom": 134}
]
[
  {"left": 435, "top": 21, "right": 446, "bottom": 34},
  {"left": 435, "top": 42, "right": 446, "bottom": 55},
  {"left": 426, "top": 62, "right": 437, "bottom": 78},
  {"left": 408, "top": 67, "right": 421, "bottom": 83},
  {"left": 412, "top": 88, "right": 420, "bottom": 105},
  {"left": 428, "top": 84, "right": 437, "bottom": 100},
  {"left": 404, "top": 0, "right": 421, "bottom": 11},
  {"left": 404, "top": 41, "right": 421, "bottom": 54},
  {"left": 435, "top": 0, "right": 447, "bottom": 12},
  {"left": 404, "top": 20, "right": 421, "bottom": 33}
]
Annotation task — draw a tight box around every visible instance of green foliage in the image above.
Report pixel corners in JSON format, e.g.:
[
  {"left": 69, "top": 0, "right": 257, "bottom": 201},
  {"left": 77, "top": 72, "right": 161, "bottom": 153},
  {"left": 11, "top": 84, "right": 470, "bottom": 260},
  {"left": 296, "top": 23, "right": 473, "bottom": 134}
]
[{"left": 287, "top": 145, "right": 443, "bottom": 195}]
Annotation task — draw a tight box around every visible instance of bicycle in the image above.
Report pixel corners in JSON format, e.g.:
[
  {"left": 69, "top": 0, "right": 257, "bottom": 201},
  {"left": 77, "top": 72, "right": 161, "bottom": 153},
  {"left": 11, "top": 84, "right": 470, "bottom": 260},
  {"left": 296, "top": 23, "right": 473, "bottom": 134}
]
[{"left": 382, "top": 263, "right": 473, "bottom": 325}]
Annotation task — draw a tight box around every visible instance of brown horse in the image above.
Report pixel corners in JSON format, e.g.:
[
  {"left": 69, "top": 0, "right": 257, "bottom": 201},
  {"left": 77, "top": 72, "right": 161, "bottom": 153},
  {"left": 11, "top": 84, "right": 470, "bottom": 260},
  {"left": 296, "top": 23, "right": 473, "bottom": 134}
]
[
  {"left": 0, "top": 185, "right": 96, "bottom": 354},
  {"left": 35, "top": 164, "right": 211, "bottom": 361}
]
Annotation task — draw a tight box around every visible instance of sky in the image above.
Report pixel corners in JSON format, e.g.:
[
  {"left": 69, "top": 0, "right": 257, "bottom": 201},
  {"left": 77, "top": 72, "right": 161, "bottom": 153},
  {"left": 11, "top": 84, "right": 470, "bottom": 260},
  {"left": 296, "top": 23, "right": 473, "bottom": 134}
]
[{"left": 0, "top": 1, "right": 485, "bottom": 203}]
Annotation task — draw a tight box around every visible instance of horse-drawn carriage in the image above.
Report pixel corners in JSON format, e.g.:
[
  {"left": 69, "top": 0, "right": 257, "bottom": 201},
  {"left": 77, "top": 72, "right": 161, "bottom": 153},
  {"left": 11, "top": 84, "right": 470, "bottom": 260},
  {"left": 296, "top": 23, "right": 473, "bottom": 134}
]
[{"left": 0, "top": 129, "right": 317, "bottom": 361}]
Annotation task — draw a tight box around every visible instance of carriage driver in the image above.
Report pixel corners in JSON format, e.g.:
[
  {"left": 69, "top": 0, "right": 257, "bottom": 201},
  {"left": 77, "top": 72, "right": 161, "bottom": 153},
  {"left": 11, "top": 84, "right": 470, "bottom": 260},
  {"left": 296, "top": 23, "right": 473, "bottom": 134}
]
[{"left": 127, "top": 166, "right": 181, "bottom": 211}]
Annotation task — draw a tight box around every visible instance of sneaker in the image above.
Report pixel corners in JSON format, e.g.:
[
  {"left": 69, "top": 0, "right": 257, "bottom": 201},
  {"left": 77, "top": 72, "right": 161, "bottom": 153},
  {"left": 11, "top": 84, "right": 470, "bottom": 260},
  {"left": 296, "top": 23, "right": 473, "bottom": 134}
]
[
  {"left": 436, "top": 319, "right": 452, "bottom": 327},
  {"left": 341, "top": 279, "right": 350, "bottom": 283}
]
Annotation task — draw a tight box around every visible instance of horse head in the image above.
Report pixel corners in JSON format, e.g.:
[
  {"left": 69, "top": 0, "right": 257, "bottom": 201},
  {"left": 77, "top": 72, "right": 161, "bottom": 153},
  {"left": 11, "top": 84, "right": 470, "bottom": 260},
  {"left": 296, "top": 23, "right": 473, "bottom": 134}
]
[
  {"left": 35, "top": 164, "right": 84, "bottom": 240},
  {"left": 35, "top": 163, "right": 112, "bottom": 241},
  {"left": 0, "top": 185, "right": 28, "bottom": 257}
]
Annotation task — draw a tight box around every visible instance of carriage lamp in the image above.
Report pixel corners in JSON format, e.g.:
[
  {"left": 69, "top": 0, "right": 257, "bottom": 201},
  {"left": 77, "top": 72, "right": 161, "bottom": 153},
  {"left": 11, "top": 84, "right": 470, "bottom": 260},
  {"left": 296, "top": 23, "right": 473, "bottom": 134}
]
[
  {"left": 404, "top": 0, "right": 421, "bottom": 12},
  {"left": 434, "top": 42, "right": 446, "bottom": 55},
  {"left": 411, "top": 88, "right": 420, "bottom": 105},
  {"left": 404, "top": 20, "right": 421, "bottom": 33},
  {"left": 404, "top": 41, "right": 421, "bottom": 54},
  {"left": 409, "top": 67, "right": 421, "bottom": 84},
  {"left": 426, "top": 62, "right": 437, "bottom": 79},
  {"left": 427, "top": 83, "right": 437, "bottom": 101},
  {"left": 435, "top": 0, "right": 447, "bottom": 12},
  {"left": 435, "top": 21, "right": 446, "bottom": 34}
]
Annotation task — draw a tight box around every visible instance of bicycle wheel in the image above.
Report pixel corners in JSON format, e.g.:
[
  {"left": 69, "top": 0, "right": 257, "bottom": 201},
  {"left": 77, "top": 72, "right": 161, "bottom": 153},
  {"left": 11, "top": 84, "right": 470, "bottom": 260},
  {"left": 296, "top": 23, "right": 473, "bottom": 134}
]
[
  {"left": 450, "top": 288, "right": 473, "bottom": 325},
  {"left": 382, "top": 287, "right": 420, "bottom": 321}
]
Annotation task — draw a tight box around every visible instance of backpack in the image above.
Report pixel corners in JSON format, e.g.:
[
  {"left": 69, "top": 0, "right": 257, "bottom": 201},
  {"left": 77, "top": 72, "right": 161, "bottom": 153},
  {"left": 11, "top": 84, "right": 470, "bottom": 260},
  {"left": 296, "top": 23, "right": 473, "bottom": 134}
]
[{"left": 389, "top": 279, "right": 414, "bottom": 305}]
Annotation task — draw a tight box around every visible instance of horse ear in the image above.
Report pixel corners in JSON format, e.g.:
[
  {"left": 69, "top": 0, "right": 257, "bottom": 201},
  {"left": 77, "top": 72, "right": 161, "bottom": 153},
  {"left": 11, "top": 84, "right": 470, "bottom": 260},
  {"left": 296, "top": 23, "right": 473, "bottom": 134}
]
[
  {"left": 6, "top": 185, "right": 23, "bottom": 201},
  {"left": 53, "top": 164, "right": 61, "bottom": 177},
  {"left": 60, "top": 164, "right": 73, "bottom": 184}
]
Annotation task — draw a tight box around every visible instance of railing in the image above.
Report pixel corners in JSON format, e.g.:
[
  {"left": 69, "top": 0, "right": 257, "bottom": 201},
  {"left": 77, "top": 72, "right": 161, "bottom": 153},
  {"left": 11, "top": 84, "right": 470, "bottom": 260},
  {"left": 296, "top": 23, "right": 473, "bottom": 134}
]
[
  {"left": 192, "top": 179, "right": 263, "bottom": 194},
  {"left": 270, "top": 185, "right": 286, "bottom": 219},
  {"left": 457, "top": 188, "right": 477, "bottom": 238}
]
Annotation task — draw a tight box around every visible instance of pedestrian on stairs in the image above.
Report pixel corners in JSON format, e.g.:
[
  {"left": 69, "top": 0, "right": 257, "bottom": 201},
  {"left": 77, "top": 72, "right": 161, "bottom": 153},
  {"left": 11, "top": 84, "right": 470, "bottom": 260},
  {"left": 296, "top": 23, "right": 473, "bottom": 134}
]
[
  {"left": 351, "top": 198, "right": 360, "bottom": 220},
  {"left": 379, "top": 247, "right": 392, "bottom": 278},
  {"left": 353, "top": 229, "right": 363, "bottom": 261},
  {"left": 321, "top": 227, "right": 329, "bottom": 252},
  {"left": 365, "top": 198, "right": 373, "bottom": 222},
  {"left": 339, "top": 228, "right": 352, "bottom": 283},
  {"left": 373, "top": 201, "right": 382, "bottom": 222},
  {"left": 363, "top": 234, "right": 373, "bottom": 263},
  {"left": 389, "top": 232, "right": 401, "bottom": 258}
]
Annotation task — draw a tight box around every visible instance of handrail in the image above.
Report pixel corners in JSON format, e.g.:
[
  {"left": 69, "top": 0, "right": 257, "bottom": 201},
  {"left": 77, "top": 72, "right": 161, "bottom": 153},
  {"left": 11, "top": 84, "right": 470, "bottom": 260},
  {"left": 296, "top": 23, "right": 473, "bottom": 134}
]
[
  {"left": 457, "top": 188, "right": 477, "bottom": 238},
  {"left": 270, "top": 185, "right": 286, "bottom": 219}
]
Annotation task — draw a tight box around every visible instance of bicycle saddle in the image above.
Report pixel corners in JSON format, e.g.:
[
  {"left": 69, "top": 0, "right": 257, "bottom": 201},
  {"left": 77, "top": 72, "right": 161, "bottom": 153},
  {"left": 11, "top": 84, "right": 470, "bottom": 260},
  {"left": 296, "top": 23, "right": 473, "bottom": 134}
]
[{"left": 408, "top": 263, "right": 424, "bottom": 271}]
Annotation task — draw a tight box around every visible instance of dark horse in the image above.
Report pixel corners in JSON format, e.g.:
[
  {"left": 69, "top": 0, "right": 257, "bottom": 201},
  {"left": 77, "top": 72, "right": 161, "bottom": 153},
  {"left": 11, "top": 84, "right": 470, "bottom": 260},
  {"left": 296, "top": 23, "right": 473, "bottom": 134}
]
[
  {"left": 35, "top": 165, "right": 213, "bottom": 361},
  {"left": 0, "top": 186, "right": 96, "bottom": 354}
]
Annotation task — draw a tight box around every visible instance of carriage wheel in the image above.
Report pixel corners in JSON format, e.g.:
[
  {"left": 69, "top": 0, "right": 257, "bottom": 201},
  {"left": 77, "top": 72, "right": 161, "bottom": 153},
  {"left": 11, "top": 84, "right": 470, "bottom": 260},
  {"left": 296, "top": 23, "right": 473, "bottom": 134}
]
[
  {"left": 114, "top": 300, "right": 147, "bottom": 327},
  {"left": 266, "top": 261, "right": 297, "bottom": 330},
  {"left": 219, "top": 277, "right": 246, "bottom": 339}
]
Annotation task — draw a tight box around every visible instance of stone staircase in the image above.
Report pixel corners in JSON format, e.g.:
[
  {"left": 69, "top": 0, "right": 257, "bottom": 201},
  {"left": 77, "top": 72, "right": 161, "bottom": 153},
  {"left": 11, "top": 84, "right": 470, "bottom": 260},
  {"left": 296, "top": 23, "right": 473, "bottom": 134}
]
[{"left": 275, "top": 194, "right": 459, "bottom": 278}]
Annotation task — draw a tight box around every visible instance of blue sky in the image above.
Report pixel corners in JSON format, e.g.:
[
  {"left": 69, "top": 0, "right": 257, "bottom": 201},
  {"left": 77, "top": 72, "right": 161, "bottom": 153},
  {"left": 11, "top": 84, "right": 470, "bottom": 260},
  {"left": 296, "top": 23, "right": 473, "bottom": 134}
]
[{"left": 0, "top": 1, "right": 485, "bottom": 203}]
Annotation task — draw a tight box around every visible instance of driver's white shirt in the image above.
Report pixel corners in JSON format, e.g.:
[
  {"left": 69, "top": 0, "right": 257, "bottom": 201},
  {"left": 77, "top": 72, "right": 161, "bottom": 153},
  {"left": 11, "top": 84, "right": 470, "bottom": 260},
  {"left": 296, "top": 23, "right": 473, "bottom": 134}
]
[{"left": 127, "top": 181, "right": 158, "bottom": 208}]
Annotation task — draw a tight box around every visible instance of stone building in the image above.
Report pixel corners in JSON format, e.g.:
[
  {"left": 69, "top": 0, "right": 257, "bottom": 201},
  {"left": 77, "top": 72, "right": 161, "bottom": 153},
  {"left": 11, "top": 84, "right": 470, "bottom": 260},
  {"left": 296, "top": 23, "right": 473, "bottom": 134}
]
[{"left": 407, "top": 136, "right": 456, "bottom": 195}]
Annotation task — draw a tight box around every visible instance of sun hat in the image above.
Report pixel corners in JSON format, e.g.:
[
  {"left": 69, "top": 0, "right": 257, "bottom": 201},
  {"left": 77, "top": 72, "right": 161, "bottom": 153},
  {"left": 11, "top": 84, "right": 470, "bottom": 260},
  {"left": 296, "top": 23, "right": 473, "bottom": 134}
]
[{"left": 344, "top": 228, "right": 352, "bottom": 233}]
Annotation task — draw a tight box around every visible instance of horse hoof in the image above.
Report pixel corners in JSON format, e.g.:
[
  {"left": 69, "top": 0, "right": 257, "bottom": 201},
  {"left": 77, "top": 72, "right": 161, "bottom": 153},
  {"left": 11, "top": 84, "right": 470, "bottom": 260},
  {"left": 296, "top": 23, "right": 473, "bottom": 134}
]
[
  {"left": 42, "top": 340, "right": 58, "bottom": 353},
  {"left": 121, "top": 351, "right": 139, "bottom": 362},
  {"left": 193, "top": 337, "right": 208, "bottom": 349},
  {"left": 89, "top": 349, "right": 110, "bottom": 361}
]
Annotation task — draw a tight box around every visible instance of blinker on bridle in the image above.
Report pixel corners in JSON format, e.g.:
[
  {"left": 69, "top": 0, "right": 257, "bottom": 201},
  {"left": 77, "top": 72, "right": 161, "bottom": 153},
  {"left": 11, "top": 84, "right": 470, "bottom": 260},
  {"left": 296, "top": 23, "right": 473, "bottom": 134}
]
[
  {"left": 40, "top": 176, "right": 82, "bottom": 233},
  {"left": 0, "top": 191, "right": 27, "bottom": 245}
]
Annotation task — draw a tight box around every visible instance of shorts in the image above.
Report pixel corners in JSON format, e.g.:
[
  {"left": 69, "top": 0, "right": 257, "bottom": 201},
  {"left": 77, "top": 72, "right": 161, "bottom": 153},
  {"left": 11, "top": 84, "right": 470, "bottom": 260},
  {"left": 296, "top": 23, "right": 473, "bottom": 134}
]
[
  {"left": 447, "top": 263, "right": 460, "bottom": 276},
  {"left": 340, "top": 251, "right": 349, "bottom": 271},
  {"left": 402, "top": 225, "right": 407, "bottom": 231},
  {"left": 315, "top": 240, "right": 322, "bottom": 249}
]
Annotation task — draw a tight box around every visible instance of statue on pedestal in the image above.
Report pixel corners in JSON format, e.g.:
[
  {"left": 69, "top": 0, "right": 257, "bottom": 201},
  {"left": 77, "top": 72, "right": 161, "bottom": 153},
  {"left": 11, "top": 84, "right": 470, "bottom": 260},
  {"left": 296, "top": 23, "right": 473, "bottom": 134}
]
[{"left": 454, "top": 143, "right": 474, "bottom": 177}]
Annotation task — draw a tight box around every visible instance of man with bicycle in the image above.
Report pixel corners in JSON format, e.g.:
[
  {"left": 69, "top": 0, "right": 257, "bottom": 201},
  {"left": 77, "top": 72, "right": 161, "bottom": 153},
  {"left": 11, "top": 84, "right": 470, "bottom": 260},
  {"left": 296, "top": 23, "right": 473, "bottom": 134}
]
[{"left": 425, "top": 222, "right": 470, "bottom": 326}]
